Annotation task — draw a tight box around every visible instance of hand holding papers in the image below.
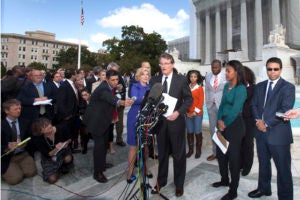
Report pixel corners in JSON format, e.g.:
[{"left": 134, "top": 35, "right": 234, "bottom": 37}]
[
  {"left": 33, "top": 99, "right": 52, "bottom": 106},
  {"left": 212, "top": 128, "right": 229, "bottom": 154},
  {"left": 162, "top": 93, "right": 177, "bottom": 117},
  {"left": 52, "top": 140, "right": 70, "bottom": 162}
]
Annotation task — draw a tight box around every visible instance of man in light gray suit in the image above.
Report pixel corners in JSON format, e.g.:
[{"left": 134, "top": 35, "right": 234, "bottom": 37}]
[{"left": 205, "top": 60, "right": 226, "bottom": 161}]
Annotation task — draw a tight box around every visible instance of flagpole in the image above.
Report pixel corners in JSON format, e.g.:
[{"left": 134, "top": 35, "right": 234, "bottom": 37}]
[{"left": 77, "top": 0, "right": 83, "bottom": 70}]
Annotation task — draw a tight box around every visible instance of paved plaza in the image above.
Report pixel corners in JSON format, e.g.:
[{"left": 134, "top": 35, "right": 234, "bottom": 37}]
[{"left": 2, "top": 108, "right": 300, "bottom": 200}]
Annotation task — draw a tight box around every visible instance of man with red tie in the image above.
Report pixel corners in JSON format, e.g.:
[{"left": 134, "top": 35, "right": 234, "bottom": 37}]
[{"left": 83, "top": 70, "right": 133, "bottom": 183}]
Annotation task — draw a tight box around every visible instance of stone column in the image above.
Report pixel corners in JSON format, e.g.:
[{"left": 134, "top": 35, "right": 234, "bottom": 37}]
[
  {"left": 215, "top": 5, "right": 221, "bottom": 56},
  {"left": 205, "top": 10, "right": 211, "bottom": 64},
  {"left": 189, "top": 0, "right": 200, "bottom": 60},
  {"left": 272, "top": 0, "right": 281, "bottom": 29},
  {"left": 255, "top": 0, "right": 263, "bottom": 60},
  {"left": 240, "top": 0, "right": 249, "bottom": 61},
  {"left": 196, "top": 14, "right": 202, "bottom": 60},
  {"left": 226, "top": 0, "right": 232, "bottom": 50}
]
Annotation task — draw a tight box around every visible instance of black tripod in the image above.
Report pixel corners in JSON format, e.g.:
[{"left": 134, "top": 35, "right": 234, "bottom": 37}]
[
  {"left": 120, "top": 96, "right": 169, "bottom": 200},
  {"left": 124, "top": 120, "right": 154, "bottom": 200}
]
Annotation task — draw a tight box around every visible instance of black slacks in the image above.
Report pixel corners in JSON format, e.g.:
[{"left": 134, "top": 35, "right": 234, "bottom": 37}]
[
  {"left": 217, "top": 115, "right": 245, "bottom": 194},
  {"left": 240, "top": 117, "right": 254, "bottom": 171},
  {"left": 92, "top": 125, "right": 110, "bottom": 174},
  {"left": 156, "top": 116, "right": 186, "bottom": 189}
]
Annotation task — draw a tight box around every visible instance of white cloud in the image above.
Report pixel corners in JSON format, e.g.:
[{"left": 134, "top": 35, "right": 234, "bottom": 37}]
[
  {"left": 90, "top": 32, "right": 111, "bottom": 45},
  {"left": 58, "top": 38, "right": 98, "bottom": 51},
  {"left": 96, "top": 3, "right": 189, "bottom": 41},
  {"left": 89, "top": 32, "right": 111, "bottom": 52},
  {"left": 60, "top": 35, "right": 110, "bottom": 53},
  {"left": 60, "top": 38, "right": 89, "bottom": 46}
]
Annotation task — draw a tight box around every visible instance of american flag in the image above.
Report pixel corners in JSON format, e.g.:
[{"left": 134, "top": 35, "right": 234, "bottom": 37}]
[{"left": 81, "top": 7, "right": 84, "bottom": 26}]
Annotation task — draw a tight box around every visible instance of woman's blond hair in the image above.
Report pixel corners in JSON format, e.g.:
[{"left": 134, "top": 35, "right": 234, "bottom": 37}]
[{"left": 135, "top": 67, "right": 151, "bottom": 81}]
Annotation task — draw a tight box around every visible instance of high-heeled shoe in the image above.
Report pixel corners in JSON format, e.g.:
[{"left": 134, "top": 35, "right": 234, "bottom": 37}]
[
  {"left": 127, "top": 174, "right": 136, "bottom": 184},
  {"left": 146, "top": 172, "right": 153, "bottom": 178}
]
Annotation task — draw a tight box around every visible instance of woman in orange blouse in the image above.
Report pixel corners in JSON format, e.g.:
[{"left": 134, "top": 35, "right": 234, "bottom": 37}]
[{"left": 186, "top": 70, "right": 205, "bottom": 159}]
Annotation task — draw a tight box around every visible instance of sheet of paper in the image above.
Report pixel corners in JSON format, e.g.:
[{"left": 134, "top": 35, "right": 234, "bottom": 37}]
[
  {"left": 212, "top": 128, "right": 229, "bottom": 154},
  {"left": 33, "top": 99, "right": 52, "bottom": 106},
  {"left": 162, "top": 93, "right": 178, "bottom": 117}
]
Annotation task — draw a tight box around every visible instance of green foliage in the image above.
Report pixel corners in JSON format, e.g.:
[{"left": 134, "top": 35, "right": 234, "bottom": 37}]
[
  {"left": 27, "top": 62, "right": 47, "bottom": 70},
  {"left": 56, "top": 47, "right": 92, "bottom": 71},
  {"left": 55, "top": 25, "right": 167, "bottom": 74},
  {"left": 1, "top": 63, "right": 7, "bottom": 78},
  {"left": 103, "top": 25, "right": 167, "bottom": 75}
]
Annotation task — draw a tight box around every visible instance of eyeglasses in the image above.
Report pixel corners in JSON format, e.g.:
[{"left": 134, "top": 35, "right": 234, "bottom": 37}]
[
  {"left": 267, "top": 68, "right": 280, "bottom": 71},
  {"left": 159, "top": 62, "right": 172, "bottom": 66}
]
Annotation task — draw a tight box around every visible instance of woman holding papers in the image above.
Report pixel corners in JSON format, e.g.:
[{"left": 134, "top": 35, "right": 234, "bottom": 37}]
[
  {"left": 31, "top": 118, "right": 73, "bottom": 184},
  {"left": 212, "top": 60, "right": 247, "bottom": 200},
  {"left": 185, "top": 70, "right": 204, "bottom": 159}
]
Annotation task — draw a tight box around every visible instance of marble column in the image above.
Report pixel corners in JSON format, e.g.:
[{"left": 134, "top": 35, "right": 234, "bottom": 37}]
[
  {"left": 196, "top": 14, "right": 202, "bottom": 61},
  {"left": 215, "top": 6, "right": 221, "bottom": 57},
  {"left": 255, "top": 0, "right": 263, "bottom": 60},
  {"left": 240, "top": 0, "right": 249, "bottom": 61},
  {"left": 226, "top": 0, "right": 232, "bottom": 50},
  {"left": 272, "top": 0, "right": 281, "bottom": 29},
  {"left": 205, "top": 10, "right": 211, "bottom": 64}
]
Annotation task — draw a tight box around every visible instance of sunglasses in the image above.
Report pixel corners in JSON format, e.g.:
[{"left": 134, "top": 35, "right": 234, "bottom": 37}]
[{"left": 267, "top": 68, "right": 280, "bottom": 71}]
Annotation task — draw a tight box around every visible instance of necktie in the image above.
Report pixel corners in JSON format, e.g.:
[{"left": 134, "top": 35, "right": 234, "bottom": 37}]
[
  {"left": 163, "top": 77, "right": 168, "bottom": 93},
  {"left": 11, "top": 121, "right": 18, "bottom": 142},
  {"left": 213, "top": 75, "right": 218, "bottom": 90},
  {"left": 111, "top": 89, "right": 118, "bottom": 121},
  {"left": 266, "top": 81, "right": 273, "bottom": 102},
  {"left": 36, "top": 84, "right": 46, "bottom": 115}
]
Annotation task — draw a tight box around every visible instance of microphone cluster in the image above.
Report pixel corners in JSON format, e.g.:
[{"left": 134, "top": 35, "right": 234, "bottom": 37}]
[{"left": 135, "top": 83, "right": 168, "bottom": 145}]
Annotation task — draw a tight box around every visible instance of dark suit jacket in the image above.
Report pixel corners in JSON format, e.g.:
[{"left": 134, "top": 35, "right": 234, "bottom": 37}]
[
  {"left": 1, "top": 77, "right": 30, "bottom": 104},
  {"left": 1, "top": 118, "right": 32, "bottom": 174},
  {"left": 17, "top": 82, "right": 54, "bottom": 121},
  {"left": 242, "top": 84, "right": 255, "bottom": 118},
  {"left": 118, "top": 74, "right": 127, "bottom": 100},
  {"left": 83, "top": 81, "right": 118, "bottom": 136},
  {"left": 56, "top": 80, "right": 80, "bottom": 121},
  {"left": 86, "top": 76, "right": 98, "bottom": 93},
  {"left": 47, "top": 81, "right": 59, "bottom": 95},
  {"left": 251, "top": 78, "right": 295, "bottom": 145},
  {"left": 150, "top": 73, "right": 192, "bottom": 116}
]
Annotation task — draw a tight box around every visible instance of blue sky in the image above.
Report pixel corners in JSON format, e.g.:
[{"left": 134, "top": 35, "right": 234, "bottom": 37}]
[{"left": 1, "top": 0, "right": 190, "bottom": 52}]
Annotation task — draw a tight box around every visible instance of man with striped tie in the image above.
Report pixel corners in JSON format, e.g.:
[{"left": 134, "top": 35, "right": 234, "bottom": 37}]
[{"left": 205, "top": 60, "right": 226, "bottom": 161}]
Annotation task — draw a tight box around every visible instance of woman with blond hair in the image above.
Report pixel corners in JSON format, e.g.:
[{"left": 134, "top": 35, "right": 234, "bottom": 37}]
[{"left": 126, "top": 67, "right": 152, "bottom": 183}]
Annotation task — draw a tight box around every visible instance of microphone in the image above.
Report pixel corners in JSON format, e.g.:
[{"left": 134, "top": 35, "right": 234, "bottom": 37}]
[
  {"left": 141, "top": 83, "right": 162, "bottom": 114},
  {"left": 148, "top": 83, "right": 163, "bottom": 102},
  {"left": 131, "top": 96, "right": 137, "bottom": 101}
]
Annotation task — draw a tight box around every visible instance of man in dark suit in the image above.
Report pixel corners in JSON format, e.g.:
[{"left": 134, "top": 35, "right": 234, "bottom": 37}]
[
  {"left": 249, "top": 57, "right": 295, "bottom": 200},
  {"left": 56, "top": 69, "right": 81, "bottom": 151},
  {"left": 150, "top": 53, "right": 192, "bottom": 197},
  {"left": 1, "top": 99, "right": 37, "bottom": 185},
  {"left": 17, "top": 69, "right": 54, "bottom": 121},
  {"left": 107, "top": 62, "right": 127, "bottom": 147},
  {"left": 1, "top": 65, "right": 30, "bottom": 105},
  {"left": 83, "top": 70, "right": 133, "bottom": 183},
  {"left": 47, "top": 72, "right": 62, "bottom": 124},
  {"left": 86, "top": 66, "right": 102, "bottom": 93}
]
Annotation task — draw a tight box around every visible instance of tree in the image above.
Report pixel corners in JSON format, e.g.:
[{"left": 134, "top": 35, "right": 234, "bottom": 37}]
[
  {"left": 56, "top": 47, "right": 96, "bottom": 71},
  {"left": 1, "top": 63, "right": 7, "bottom": 78},
  {"left": 103, "top": 25, "right": 167, "bottom": 74},
  {"left": 27, "top": 62, "right": 47, "bottom": 71},
  {"left": 102, "top": 37, "right": 121, "bottom": 61}
]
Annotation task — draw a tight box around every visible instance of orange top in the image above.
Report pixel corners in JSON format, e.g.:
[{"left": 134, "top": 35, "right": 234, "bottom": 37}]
[{"left": 187, "top": 84, "right": 204, "bottom": 116}]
